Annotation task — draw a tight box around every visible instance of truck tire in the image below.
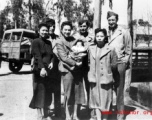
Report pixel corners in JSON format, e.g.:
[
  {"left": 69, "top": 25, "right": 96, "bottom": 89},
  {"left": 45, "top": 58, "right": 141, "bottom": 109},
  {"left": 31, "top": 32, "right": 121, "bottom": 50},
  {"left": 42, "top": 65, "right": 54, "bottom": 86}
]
[{"left": 9, "top": 62, "right": 23, "bottom": 72}]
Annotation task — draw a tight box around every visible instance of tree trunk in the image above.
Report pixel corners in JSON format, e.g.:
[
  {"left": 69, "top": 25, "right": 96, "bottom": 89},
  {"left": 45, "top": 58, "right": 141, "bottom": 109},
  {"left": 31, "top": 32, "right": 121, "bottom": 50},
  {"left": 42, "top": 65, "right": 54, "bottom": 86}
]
[
  {"left": 125, "top": 0, "right": 133, "bottom": 100},
  {"left": 14, "top": 20, "right": 17, "bottom": 29},
  {"left": 127, "top": 0, "right": 133, "bottom": 40},
  {"left": 28, "top": 0, "right": 32, "bottom": 30},
  {"left": 93, "top": 0, "right": 102, "bottom": 30},
  {"left": 55, "top": 0, "right": 62, "bottom": 35}
]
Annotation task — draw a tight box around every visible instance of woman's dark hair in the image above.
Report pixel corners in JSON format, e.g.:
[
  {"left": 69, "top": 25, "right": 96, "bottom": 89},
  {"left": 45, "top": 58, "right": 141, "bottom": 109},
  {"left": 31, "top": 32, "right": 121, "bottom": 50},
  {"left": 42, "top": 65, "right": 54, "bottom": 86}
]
[
  {"left": 94, "top": 28, "right": 108, "bottom": 43},
  {"left": 42, "top": 18, "right": 55, "bottom": 27},
  {"left": 34, "top": 28, "right": 39, "bottom": 38},
  {"left": 78, "top": 19, "right": 90, "bottom": 27},
  {"left": 38, "top": 22, "right": 49, "bottom": 30},
  {"left": 75, "top": 39, "right": 84, "bottom": 46},
  {"left": 61, "top": 21, "right": 73, "bottom": 30}
]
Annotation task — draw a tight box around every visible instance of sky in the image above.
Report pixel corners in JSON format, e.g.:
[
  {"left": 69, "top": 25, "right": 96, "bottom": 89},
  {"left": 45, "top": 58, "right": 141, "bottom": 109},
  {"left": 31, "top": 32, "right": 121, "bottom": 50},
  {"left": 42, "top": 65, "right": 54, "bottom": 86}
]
[{"left": 0, "top": 0, "right": 152, "bottom": 26}]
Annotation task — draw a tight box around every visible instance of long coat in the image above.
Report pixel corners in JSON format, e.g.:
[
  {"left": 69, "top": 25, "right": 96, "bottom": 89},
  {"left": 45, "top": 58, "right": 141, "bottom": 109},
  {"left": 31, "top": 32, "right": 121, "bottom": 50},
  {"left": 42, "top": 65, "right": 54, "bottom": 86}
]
[
  {"left": 106, "top": 26, "right": 132, "bottom": 64},
  {"left": 29, "top": 37, "right": 53, "bottom": 109},
  {"left": 88, "top": 43, "right": 118, "bottom": 110},
  {"left": 56, "top": 35, "right": 78, "bottom": 73},
  {"left": 88, "top": 43, "right": 118, "bottom": 84},
  {"left": 106, "top": 26, "right": 132, "bottom": 95},
  {"left": 32, "top": 37, "right": 53, "bottom": 72}
]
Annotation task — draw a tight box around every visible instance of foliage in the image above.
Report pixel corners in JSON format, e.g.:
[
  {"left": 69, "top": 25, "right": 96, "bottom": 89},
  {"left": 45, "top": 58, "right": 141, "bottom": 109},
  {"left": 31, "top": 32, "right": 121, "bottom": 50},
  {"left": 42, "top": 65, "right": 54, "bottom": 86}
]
[
  {"left": 102, "top": 0, "right": 113, "bottom": 9},
  {"left": 132, "top": 19, "right": 137, "bottom": 26},
  {"left": 51, "top": 0, "right": 93, "bottom": 27},
  {"left": 0, "top": 4, "right": 12, "bottom": 38},
  {"left": 1, "top": 0, "right": 94, "bottom": 34},
  {"left": 138, "top": 19, "right": 151, "bottom": 27},
  {"left": 11, "top": 0, "right": 24, "bottom": 28},
  {"left": 77, "top": 0, "right": 93, "bottom": 27},
  {"left": 23, "top": 0, "right": 46, "bottom": 29}
]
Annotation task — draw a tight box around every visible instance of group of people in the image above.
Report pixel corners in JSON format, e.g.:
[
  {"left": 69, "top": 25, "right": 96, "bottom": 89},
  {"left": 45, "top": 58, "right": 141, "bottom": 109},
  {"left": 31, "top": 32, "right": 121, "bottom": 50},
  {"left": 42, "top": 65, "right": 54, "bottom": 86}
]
[{"left": 29, "top": 11, "right": 132, "bottom": 120}]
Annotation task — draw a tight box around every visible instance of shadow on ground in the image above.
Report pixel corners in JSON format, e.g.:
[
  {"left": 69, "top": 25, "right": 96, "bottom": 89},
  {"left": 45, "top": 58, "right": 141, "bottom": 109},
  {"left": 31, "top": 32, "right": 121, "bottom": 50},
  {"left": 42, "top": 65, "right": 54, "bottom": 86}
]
[
  {"left": 0, "top": 71, "right": 32, "bottom": 76},
  {"left": 0, "top": 72, "right": 12, "bottom": 76},
  {"left": 46, "top": 105, "right": 136, "bottom": 120},
  {"left": 14, "top": 71, "right": 32, "bottom": 75},
  {"left": 108, "top": 105, "right": 136, "bottom": 120}
]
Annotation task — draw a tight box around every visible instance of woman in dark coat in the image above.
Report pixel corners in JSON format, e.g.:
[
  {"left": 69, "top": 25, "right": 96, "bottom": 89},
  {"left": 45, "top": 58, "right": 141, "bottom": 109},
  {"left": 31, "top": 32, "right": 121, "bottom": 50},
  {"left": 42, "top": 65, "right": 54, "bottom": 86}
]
[
  {"left": 56, "top": 21, "right": 86, "bottom": 120},
  {"left": 88, "top": 28, "right": 118, "bottom": 120},
  {"left": 29, "top": 23, "right": 54, "bottom": 120}
]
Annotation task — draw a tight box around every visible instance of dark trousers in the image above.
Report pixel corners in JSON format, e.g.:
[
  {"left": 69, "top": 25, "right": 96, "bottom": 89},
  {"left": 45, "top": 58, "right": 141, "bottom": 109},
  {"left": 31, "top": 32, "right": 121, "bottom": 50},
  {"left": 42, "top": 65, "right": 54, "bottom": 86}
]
[
  {"left": 114, "top": 63, "right": 126, "bottom": 120},
  {"left": 52, "top": 78, "right": 61, "bottom": 116},
  {"left": 84, "top": 71, "right": 90, "bottom": 103}
]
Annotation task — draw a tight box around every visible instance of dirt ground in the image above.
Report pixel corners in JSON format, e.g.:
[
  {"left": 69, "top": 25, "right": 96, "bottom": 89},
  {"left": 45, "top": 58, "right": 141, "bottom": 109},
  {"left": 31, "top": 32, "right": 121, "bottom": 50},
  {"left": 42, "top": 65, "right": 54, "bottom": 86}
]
[{"left": 0, "top": 62, "right": 152, "bottom": 120}]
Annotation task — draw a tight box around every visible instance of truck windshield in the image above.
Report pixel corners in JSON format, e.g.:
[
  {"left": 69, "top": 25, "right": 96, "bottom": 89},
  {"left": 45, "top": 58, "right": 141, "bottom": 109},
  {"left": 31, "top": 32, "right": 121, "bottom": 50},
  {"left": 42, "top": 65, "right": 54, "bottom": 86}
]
[
  {"left": 11, "top": 32, "right": 22, "bottom": 41},
  {"left": 4, "top": 33, "right": 11, "bottom": 41}
]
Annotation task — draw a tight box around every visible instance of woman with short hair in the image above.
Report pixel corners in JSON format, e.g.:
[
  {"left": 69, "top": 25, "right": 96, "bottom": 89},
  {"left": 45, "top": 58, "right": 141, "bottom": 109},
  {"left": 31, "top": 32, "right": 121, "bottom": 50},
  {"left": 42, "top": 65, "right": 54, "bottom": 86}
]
[
  {"left": 29, "top": 22, "right": 54, "bottom": 120},
  {"left": 56, "top": 21, "right": 86, "bottom": 120},
  {"left": 88, "top": 28, "right": 118, "bottom": 120}
]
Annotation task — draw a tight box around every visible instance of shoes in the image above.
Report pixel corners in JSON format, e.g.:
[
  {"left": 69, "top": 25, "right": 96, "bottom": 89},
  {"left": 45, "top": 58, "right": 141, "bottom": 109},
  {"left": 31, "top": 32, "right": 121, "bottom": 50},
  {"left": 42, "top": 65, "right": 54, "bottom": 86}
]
[
  {"left": 65, "top": 117, "right": 72, "bottom": 120},
  {"left": 73, "top": 117, "right": 80, "bottom": 120},
  {"left": 37, "top": 116, "right": 44, "bottom": 120},
  {"left": 89, "top": 118, "right": 96, "bottom": 120},
  {"left": 44, "top": 116, "right": 52, "bottom": 120}
]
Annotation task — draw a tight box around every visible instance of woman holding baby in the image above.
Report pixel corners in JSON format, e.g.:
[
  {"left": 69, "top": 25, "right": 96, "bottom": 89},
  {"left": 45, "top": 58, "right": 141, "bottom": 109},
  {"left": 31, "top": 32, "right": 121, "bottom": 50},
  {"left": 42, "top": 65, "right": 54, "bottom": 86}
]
[{"left": 56, "top": 21, "right": 86, "bottom": 120}]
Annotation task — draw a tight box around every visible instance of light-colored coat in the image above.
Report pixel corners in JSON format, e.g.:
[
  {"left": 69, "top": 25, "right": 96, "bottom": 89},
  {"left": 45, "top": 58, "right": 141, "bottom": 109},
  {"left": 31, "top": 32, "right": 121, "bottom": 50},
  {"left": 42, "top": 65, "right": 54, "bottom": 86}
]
[
  {"left": 106, "top": 26, "right": 132, "bottom": 64},
  {"left": 56, "top": 35, "right": 78, "bottom": 73},
  {"left": 106, "top": 25, "right": 132, "bottom": 95},
  {"left": 88, "top": 43, "right": 118, "bottom": 84}
]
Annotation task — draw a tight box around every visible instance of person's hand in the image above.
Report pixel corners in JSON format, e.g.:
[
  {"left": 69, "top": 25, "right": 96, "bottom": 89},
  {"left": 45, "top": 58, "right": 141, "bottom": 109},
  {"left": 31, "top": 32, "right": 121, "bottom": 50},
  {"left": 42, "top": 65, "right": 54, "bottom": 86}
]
[
  {"left": 121, "top": 56, "right": 130, "bottom": 69},
  {"left": 75, "top": 61, "right": 82, "bottom": 67},
  {"left": 70, "top": 66, "right": 75, "bottom": 70},
  {"left": 121, "top": 57, "right": 127, "bottom": 63},
  {"left": 31, "top": 65, "right": 34, "bottom": 71},
  {"left": 48, "top": 62, "right": 53, "bottom": 70},
  {"left": 40, "top": 68, "right": 47, "bottom": 77}
]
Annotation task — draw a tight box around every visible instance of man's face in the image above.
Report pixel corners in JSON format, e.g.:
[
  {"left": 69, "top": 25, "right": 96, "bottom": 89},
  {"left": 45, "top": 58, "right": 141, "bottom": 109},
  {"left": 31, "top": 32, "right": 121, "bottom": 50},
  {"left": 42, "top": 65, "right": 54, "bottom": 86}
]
[
  {"left": 79, "top": 22, "right": 88, "bottom": 34},
  {"left": 108, "top": 16, "right": 117, "bottom": 29},
  {"left": 61, "top": 25, "right": 71, "bottom": 38},
  {"left": 49, "top": 24, "right": 55, "bottom": 35}
]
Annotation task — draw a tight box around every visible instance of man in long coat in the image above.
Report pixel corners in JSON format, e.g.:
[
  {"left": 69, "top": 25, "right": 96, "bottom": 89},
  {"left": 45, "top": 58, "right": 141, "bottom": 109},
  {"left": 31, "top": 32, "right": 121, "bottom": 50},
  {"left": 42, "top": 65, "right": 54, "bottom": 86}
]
[{"left": 106, "top": 11, "right": 132, "bottom": 120}]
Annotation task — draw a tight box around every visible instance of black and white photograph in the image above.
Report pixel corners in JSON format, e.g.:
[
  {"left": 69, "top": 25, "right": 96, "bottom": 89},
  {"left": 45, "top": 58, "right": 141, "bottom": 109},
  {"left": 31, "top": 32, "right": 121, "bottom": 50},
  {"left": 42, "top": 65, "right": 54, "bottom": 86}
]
[{"left": 0, "top": 0, "right": 152, "bottom": 120}]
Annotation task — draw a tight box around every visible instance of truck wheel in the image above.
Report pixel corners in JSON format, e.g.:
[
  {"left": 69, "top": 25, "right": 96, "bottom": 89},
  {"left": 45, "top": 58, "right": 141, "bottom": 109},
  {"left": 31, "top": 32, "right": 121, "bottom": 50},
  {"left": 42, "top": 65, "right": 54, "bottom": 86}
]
[{"left": 9, "top": 62, "right": 23, "bottom": 72}]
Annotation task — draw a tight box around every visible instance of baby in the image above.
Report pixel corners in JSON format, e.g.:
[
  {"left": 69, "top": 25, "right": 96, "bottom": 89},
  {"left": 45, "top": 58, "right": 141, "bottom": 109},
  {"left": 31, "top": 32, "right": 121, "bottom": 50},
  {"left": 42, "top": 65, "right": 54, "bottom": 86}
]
[
  {"left": 63, "top": 40, "right": 87, "bottom": 70},
  {"left": 70, "top": 40, "right": 87, "bottom": 61}
]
